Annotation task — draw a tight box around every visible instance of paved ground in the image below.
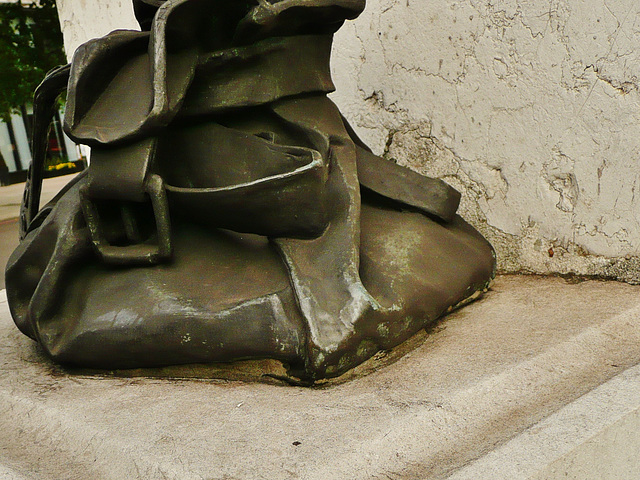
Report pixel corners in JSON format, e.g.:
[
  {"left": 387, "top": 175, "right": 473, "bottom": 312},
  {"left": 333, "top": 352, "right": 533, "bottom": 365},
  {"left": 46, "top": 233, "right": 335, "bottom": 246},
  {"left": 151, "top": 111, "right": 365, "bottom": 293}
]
[
  {"left": 0, "top": 219, "right": 19, "bottom": 289},
  {"left": 0, "top": 173, "right": 78, "bottom": 223},
  {"left": 1, "top": 275, "right": 640, "bottom": 479}
]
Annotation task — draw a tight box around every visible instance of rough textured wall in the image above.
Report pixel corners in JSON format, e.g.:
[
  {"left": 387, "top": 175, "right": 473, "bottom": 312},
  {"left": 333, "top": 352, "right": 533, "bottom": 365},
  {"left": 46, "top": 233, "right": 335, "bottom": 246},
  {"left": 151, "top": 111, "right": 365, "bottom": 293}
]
[
  {"left": 331, "top": 0, "right": 640, "bottom": 282},
  {"left": 56, "top": 0, "right": 640, "bottom": 282},
  {"left": 56, "top": 0, "right": 139, "bottom": 57}
]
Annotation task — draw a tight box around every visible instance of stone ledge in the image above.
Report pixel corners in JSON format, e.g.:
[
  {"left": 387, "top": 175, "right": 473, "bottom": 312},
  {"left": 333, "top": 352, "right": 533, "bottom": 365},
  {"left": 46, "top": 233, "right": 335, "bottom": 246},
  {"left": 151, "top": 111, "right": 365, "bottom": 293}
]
[
  {"left": 1, "top": 275, "right": 639, "bottom": 479},
  {"left": 449, "top": 363, "right": 640, "bottom": 480}
]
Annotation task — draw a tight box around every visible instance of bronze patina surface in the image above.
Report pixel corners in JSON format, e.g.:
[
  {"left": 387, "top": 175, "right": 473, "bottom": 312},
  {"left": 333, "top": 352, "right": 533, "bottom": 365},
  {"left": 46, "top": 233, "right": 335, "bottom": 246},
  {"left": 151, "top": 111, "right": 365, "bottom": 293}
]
[{"left": 6, "top": 0, "right": 495, "bottom": 382}]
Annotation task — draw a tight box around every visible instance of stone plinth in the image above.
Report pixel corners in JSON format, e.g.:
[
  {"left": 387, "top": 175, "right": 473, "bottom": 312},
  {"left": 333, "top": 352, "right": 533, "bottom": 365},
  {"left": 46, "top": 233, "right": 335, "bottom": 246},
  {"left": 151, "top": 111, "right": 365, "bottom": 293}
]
[{"left": 1, "top": 275, "right": 640, "bottom": 479}]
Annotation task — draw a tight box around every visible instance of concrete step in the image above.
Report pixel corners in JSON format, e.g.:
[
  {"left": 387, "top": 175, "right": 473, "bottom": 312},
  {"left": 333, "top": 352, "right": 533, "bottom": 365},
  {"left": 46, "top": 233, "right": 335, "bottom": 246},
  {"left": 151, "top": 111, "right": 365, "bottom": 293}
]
[
  {"left": 448, "top": 362, "right": 640, "bottom": 480},
  {"left": 0, "top": 275, "right": 639, "bottom": 479}
]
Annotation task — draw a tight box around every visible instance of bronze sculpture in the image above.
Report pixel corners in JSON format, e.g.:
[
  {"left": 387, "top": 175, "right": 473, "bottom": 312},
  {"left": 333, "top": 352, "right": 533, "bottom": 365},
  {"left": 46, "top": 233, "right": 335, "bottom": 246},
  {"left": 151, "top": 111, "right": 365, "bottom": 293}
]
[{"left": 5, "top": 0, "right": 495, "bottom": 383}]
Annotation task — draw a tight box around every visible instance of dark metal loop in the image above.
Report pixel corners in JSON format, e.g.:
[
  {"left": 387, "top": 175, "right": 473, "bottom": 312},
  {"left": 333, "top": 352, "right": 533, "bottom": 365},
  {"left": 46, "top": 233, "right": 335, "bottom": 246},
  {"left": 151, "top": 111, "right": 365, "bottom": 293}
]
[
  {"left": 20, "top": 63, "right": 71, "bottom": 239},
  {"left": 80, "top": 174, "right": 172, "bottom": 265}
]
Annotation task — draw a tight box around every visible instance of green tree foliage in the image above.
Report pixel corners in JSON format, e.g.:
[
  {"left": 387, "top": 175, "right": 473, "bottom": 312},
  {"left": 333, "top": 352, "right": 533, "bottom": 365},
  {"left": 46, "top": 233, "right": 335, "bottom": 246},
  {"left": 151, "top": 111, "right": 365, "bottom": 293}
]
[{"left": 0, "top": 0, "right": 66, "bottom": 121}]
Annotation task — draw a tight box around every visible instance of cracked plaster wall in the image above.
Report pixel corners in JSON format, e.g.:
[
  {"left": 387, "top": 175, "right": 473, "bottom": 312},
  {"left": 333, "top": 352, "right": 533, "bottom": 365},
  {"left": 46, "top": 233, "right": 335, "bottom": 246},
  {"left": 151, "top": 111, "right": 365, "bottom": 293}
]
[
  {"left": 331, "top": 0, "right": 640, "bottom": 282},
  {"left": 56, "top": 0, "right": 640, "bottom": 282},
  {"left": 56, "top": 0, "right": 139, "bottom": 56}
]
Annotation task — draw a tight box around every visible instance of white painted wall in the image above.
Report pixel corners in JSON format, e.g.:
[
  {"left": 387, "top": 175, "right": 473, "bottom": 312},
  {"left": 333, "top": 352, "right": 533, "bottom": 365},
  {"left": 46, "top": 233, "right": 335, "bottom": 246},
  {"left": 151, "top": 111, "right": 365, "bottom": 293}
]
[
  {"left": 55, "top": 0, "right": 640, "bottom": 282},
  {"left": 56, "top": 0, "right": 138, "bottom": 57}
]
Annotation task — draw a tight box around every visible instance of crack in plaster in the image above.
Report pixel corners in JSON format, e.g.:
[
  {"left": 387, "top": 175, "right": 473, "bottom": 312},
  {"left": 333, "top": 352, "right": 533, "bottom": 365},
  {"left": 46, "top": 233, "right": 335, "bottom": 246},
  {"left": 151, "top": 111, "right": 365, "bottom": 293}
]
[
  {"left": 329, "top": 0, "right": 640, "bottom": 282},
  {"left": 379, "top": 125, "right": 640, "bottom": 282}
]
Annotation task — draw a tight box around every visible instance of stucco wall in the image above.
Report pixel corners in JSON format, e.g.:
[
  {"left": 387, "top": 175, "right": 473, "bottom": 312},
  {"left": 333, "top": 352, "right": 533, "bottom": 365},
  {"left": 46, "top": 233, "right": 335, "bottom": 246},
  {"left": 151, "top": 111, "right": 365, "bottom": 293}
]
[
  {"left": 56, "top": 0, "right": 640, "bottom": 282},
  {"left": 56, "top": 0, "right": 138, "bottom": 55}
]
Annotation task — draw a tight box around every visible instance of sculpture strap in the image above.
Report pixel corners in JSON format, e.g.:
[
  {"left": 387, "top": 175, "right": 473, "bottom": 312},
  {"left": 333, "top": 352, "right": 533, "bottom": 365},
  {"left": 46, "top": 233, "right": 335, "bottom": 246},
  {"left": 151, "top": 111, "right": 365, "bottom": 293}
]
[
  {"left": 341, "top": 115, "right": 461, "bottom": 222},
  {"left": 80, "top": 139, "right": 172, "bottom": 265},
  {"left": 20, "top": 63, "right": 71, "bottom": 239}
]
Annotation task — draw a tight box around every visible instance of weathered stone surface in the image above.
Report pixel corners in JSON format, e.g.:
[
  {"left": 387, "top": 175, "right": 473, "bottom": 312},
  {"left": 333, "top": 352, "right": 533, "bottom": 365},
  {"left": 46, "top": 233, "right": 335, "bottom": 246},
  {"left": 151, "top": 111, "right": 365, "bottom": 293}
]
[
  {"left": 2, "top": 275, "right": 640, "bottom": 479},
  {"left": 450, "top": 363, "right": 640, "bottom": 480}
]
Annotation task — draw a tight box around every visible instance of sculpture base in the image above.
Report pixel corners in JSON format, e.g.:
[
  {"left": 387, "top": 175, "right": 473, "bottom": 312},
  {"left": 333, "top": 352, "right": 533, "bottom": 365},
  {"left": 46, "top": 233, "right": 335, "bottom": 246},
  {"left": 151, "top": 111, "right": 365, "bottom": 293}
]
[{"left": 2, "top": 275, "right": 640, "bottom": 478}]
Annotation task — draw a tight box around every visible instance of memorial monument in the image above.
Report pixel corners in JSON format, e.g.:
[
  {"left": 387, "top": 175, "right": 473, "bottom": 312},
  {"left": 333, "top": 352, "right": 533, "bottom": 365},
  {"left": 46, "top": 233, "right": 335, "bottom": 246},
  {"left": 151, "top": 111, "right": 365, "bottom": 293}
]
[{"left": 5, "top": 0, "right": 495, "bottom": 383}]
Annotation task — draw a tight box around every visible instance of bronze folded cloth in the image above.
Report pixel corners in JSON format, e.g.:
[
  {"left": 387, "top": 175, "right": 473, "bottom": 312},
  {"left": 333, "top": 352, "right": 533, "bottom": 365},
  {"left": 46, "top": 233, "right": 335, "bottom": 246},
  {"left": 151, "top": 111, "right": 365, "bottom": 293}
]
[
  {"left": 65, "top": 33, "right": 336, "bottom": 146},
  {"left": 6, "top": 173, "right": 495, "bottom": 380},
  {"left": 7, "top": 95, "right": 495, "bottom": 381},
  {"left": 6, "top": 0, "right": 496, "bottom": 383}
]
